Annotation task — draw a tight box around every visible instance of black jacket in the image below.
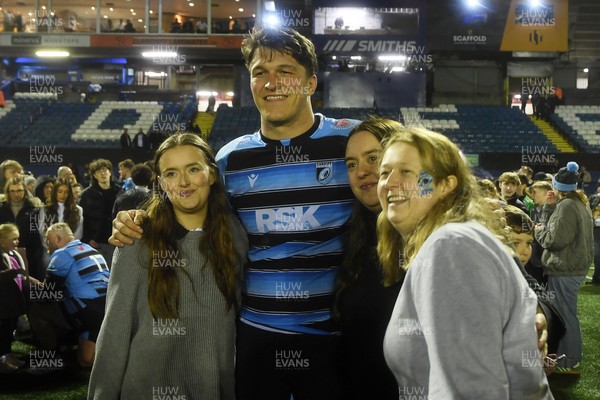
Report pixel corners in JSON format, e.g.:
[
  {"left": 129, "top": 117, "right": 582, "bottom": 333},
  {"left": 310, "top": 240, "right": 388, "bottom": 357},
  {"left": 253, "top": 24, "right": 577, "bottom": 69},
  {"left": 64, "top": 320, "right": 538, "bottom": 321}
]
[
  {"left": 0, "top": 199, "right": 45, "bottom": 280},
  {"left": 79, "top": 181, "right": 122, "bottom": 244}
]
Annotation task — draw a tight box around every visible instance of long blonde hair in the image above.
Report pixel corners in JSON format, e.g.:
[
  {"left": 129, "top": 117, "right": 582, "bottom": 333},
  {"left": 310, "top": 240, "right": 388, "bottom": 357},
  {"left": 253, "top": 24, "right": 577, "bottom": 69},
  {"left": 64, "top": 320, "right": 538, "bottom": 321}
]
[
  {"left": 377, "top": 127, "right": 505, "bottom": 284},
  {"left": 557, "top": 189, "right": 589, "bottom": 207}
]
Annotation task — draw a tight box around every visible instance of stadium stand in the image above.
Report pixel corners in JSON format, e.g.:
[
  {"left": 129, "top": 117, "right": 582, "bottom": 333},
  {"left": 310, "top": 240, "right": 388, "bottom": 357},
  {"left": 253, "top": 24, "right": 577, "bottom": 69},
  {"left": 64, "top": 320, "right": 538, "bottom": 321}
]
[
  {"left": 551, "top": 105, "right": 600, "bottom": 153},
  {"left": 401, "top": 105, "right": 561, "bottom": 153}
]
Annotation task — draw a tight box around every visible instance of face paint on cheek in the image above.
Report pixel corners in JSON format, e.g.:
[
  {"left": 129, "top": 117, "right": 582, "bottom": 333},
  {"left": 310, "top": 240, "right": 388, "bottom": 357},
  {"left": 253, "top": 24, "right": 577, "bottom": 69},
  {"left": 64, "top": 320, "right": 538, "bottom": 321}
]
[{"left": 417, "top": 171, "right": 434, "bottom": 197}]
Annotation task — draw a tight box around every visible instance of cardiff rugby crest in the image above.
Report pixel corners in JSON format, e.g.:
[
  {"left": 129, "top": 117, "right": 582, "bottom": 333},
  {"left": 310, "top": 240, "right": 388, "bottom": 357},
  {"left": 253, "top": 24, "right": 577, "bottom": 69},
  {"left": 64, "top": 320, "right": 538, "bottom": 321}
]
[{"left": 316, "top": 161, "right": 333, "bottom": 185}]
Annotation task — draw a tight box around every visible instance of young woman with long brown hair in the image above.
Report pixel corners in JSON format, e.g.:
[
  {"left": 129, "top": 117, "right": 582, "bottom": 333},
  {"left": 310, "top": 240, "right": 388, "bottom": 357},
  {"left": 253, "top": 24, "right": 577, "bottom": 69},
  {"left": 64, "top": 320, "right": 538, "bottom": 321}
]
[
  {"left": 37, "top": 179, "right": 83, "bottom": 266},
  {"left": 89, "top": 133, "right": 247, "bottom": 399}
]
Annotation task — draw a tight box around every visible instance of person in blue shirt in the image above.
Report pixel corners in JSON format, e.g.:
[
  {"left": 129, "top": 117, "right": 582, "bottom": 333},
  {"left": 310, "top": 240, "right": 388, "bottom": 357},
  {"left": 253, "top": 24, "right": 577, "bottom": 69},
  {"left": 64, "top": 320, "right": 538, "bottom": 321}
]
[{"left": 45, "top": 222, "right": 109, "bottom": 367}]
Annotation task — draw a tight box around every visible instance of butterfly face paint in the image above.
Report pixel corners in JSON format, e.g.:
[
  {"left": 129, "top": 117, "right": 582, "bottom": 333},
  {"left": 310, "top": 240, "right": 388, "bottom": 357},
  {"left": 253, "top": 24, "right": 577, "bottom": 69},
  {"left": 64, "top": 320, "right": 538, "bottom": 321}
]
[{"left": 417, "top": 171, "right": 434, "bottom": 197}]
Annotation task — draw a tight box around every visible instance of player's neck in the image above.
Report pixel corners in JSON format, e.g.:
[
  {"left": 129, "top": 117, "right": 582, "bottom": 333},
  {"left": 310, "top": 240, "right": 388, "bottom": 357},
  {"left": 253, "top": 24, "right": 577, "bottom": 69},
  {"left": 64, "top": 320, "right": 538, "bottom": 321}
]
[{"left": 261, "top": 110, "right": 315, "bottom": 141}]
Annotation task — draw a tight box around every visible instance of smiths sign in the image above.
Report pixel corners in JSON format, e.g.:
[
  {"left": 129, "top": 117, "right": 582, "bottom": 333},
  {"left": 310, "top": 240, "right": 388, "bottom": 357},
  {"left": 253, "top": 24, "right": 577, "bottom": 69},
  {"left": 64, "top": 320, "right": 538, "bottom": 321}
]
[{"left": 321, "top": 40, "right": 418, "bottom": 54}]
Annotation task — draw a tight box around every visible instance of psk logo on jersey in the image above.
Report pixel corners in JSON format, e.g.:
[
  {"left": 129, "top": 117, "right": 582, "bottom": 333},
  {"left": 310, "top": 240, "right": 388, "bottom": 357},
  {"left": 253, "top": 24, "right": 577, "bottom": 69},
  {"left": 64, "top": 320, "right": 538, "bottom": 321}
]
[
  {"left": 316, "top": 161, "right": 333, "bottom": 185},
  {"left": 335, "top": 119, "right": 350, "bottom": 127},
  {"left": 248, "top": 173, "right": 259, "bottom": 188},
  {"left": 255, "top": 206, "right": 321, "bottom": 232}
]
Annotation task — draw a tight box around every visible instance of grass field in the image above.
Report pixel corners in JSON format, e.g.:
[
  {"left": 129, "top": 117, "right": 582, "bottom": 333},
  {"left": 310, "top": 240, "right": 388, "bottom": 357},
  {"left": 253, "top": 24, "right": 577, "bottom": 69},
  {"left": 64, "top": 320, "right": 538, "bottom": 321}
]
[{"left": 1, "top": 274, "right": 599, "bottom": 399}]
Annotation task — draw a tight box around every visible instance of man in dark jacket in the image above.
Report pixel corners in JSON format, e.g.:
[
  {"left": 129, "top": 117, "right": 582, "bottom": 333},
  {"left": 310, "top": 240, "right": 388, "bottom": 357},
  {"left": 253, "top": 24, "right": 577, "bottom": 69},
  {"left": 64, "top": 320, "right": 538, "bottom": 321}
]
[
  {"left": 132, "top": 128, "right": 149, "bottom": 149},
  {"left": 79, "top": 159, "right": 122, "bottom": 267},
  {"left": 119, "top": 128, "right": 132, "bottom": 149}
]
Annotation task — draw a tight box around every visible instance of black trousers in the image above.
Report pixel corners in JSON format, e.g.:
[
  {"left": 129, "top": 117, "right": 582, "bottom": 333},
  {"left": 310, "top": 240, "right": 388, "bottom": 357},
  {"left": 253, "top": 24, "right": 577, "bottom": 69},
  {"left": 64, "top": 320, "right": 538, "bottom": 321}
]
[{"left": 235, "top": 321, "right": 342, "bottom": 400}]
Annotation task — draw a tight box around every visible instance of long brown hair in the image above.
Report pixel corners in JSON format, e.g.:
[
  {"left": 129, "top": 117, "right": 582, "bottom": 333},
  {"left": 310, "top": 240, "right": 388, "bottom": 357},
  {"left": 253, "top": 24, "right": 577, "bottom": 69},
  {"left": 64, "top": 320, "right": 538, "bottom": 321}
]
[
  {"left": 337, "top": 118, "right": 405, "bottom": 291},
  {"left": 145, "top": 133, "right": 241, "bottom": 319},
  {"left": 557, "top": 189, "right": 589, "bottom": 207},
  {"left": 44, "top": 179, "right": 81, "bottom": 232}
]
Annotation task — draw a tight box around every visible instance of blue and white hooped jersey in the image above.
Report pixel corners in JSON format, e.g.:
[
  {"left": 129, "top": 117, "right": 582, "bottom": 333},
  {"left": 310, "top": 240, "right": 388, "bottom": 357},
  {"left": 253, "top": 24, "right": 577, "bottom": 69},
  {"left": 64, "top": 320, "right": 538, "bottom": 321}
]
[
  {"left": 46, "top": 239, "right": 110, "bottom": 311},
  {"left": 217, "top": 114, "right": 359, "bottom": 335}
]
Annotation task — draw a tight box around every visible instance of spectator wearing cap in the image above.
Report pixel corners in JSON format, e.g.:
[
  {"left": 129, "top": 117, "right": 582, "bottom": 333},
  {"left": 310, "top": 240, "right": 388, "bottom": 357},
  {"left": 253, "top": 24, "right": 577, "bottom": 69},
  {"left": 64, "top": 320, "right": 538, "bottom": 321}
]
[
  {"left": 534, "top": 162, "right": 594, "bottom": 373},
  {"left": 533, "top": 171, "right": 552, "bottom": 183}
]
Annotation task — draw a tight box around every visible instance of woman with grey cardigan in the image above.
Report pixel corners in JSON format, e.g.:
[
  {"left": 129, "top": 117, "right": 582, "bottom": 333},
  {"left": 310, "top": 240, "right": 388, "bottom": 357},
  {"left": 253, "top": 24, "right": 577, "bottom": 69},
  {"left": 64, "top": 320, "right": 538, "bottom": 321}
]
[
  {"left": 88, "top": 134, "right": 247, "bottom": 399},
  {"left": 535, "top": 161, "right": 594, "bottom": 373}
]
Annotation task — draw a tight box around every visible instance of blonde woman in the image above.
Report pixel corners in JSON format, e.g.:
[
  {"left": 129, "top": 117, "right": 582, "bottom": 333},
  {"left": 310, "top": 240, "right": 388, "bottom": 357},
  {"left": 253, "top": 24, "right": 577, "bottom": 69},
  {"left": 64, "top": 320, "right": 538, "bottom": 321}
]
[{"left": 377, "top": 127, "right": 553, "bottom": 399}]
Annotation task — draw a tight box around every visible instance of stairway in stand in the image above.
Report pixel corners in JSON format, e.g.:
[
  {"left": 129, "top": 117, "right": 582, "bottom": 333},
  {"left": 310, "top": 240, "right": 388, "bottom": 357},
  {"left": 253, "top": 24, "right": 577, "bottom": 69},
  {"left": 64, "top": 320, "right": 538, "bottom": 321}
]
[
  {"left": 193, "top": 111, "right": 216, "bottom": 137},
  {"left": 530, "top": 116, "right": 577, "bottom": 153}
]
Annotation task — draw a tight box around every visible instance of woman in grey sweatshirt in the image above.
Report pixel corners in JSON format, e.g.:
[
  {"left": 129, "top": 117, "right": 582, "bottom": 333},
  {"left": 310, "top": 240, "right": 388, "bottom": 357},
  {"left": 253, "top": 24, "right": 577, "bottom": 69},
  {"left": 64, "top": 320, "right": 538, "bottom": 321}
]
[
  {"left": 88, "top": 134, "right": 247, "bottom": 400},
  {"left": 377, "top": 127, "right": 553, "bottom": 399}
]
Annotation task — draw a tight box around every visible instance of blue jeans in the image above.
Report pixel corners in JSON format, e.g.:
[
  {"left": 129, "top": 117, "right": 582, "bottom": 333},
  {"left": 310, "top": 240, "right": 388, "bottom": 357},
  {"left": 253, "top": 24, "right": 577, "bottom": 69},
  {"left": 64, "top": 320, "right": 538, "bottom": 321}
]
[{"left": 548, "top": 275, "right": 586, "bottom": 368}]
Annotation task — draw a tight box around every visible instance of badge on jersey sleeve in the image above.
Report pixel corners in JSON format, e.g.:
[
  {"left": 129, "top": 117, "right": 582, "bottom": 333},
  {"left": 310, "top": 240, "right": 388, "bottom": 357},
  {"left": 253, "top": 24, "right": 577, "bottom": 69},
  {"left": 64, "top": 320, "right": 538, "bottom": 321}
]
[{"left": 316, "top": 161, "right": 333, "bottom": 185}]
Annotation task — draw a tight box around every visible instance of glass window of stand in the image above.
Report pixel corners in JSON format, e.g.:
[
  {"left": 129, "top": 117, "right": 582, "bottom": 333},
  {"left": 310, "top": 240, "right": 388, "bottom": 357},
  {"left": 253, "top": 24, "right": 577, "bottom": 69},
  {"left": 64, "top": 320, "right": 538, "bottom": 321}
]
[{"left": 0, "top": 0, "right": 256, "bottom": 34}]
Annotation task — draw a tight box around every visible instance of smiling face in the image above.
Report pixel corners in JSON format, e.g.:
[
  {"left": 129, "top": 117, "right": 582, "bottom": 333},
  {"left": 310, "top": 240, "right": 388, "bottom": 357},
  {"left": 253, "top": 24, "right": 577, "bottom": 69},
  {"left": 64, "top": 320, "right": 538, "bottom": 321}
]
[
  {"left": 345, "top": 130, "right": 382, "bottom": 213},
  {"left": 159, "top": 145, "right": 214, "bottom": 229},
  {"left": 377, "top": 142, "right": 448, "bottom": 238},
  {"left": 249, "top": 49, "right": 317, "bottom": 138}
]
